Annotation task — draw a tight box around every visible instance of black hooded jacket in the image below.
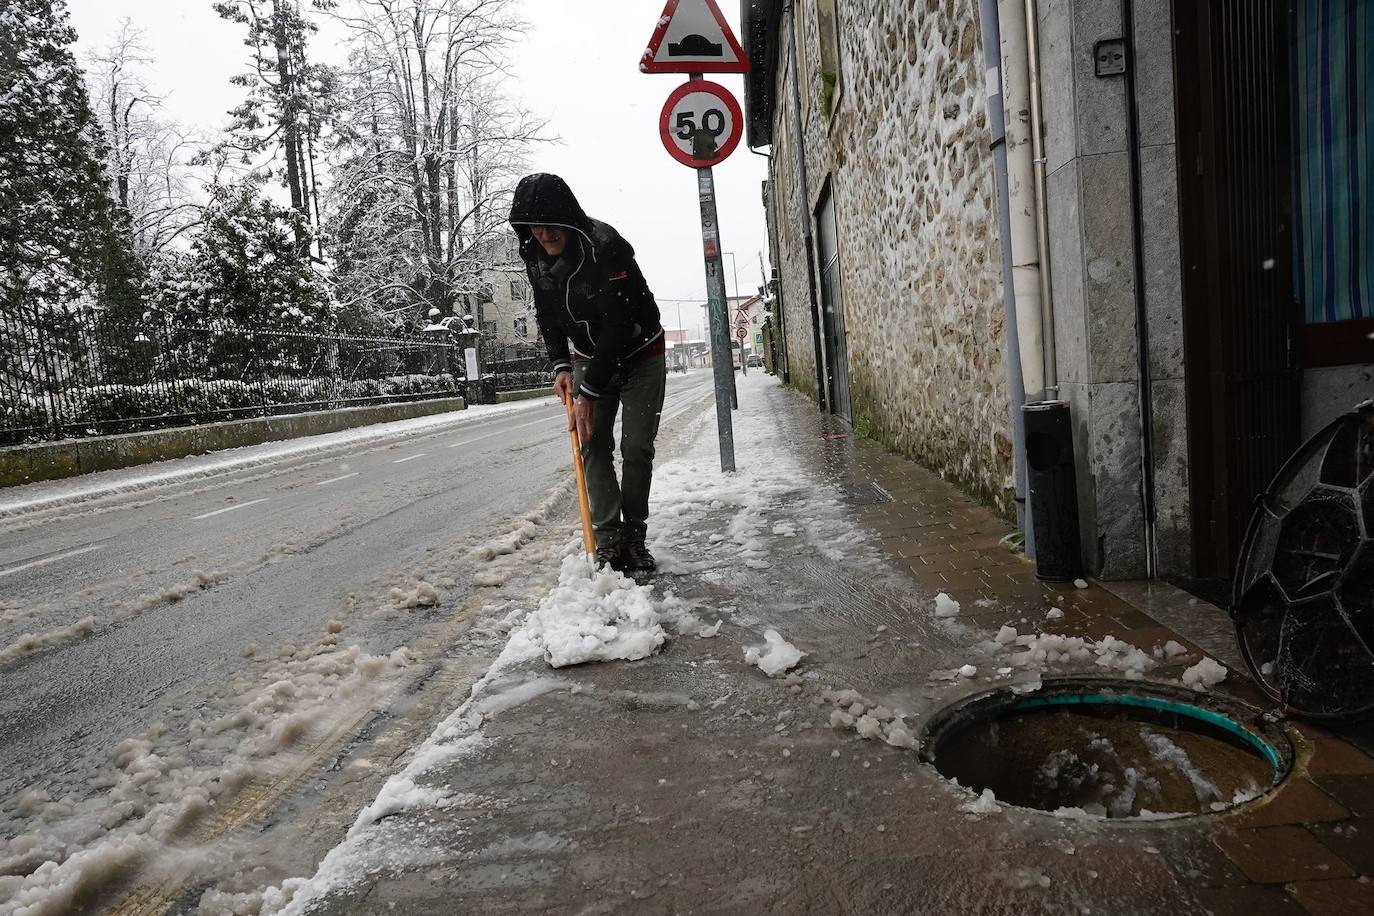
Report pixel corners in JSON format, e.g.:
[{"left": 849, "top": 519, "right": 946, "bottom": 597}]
[{"left": 508, "top": 173, "right": 663, "bottom": 400}]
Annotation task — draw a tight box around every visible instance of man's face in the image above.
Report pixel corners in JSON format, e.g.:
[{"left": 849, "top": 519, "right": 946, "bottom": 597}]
[{"left": 531, "top": 225, "right": 568, "bottom": 257}]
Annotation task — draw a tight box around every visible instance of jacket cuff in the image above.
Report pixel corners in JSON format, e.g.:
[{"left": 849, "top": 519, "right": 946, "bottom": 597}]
[
  {"left": 578, "top": 381, "right": 602, "bottom": 400},
  {"left": 553, "top": 362, "right": 572, "bottom": 375}
]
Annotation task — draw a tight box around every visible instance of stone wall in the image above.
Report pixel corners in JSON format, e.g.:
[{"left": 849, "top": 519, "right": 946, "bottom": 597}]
[{"left": 768, "top": 0, "right": 1015, "bottom": 515}]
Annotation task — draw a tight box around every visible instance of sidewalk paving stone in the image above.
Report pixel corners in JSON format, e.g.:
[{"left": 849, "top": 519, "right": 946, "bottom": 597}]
[
  {"left": 1213, "top": 825, "right": 1355, "bottom": 883},
  {"left": 1287, "top": 877, "right": 1374, "bottom": 914}
]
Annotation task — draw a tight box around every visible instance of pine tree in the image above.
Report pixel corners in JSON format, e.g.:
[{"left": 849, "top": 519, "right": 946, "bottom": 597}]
[
  {"left": 0, "top": 0, "right": 126, "bottom": 324},
  {"left": 211, "top": 0, "right": 339, "bottom": 258},
  {"left": 0, "top": 0, "right": 141, "bottom": 408}
]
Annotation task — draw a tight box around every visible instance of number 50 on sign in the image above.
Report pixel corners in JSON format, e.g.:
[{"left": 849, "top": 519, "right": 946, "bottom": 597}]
[{"left": 658, "top": 80, "right": 743, "bottom": 169}]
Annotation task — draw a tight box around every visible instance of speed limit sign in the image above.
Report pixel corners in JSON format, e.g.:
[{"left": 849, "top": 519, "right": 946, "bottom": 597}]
[{"left": 658, "top": 80, "right": 743, "bottom": 168}]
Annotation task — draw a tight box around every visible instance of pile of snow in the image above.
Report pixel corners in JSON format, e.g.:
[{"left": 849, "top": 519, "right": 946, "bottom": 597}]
[
  {"left": 821, "top": 687, "right": 919, "bottom": 750},
  {"left": 994, "top": 628, "right": 1158, "bottom": 681},
  {"left": 1181, "top": 657, "right": 1228, "bottom": 691},
  {"left": 0, "top": 615, "right": 97, "bottom": 663},
  {"left": 514, "top": 554, "right": 678, "bottom": 668},
  {"left": 388, "top": 581, "right": 439, "bottom": 609},
  {"left": 0, "top": 622, "right": 422, "bottom": 914},
  {"left": 744, "top": 629, "right": 806, "bottom": 676},
  {"left": 933, "top": 593, "right": 961, "bottom": 618}
]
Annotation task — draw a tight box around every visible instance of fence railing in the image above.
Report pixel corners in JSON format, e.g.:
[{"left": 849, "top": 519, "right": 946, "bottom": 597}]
[{"left": 0, "top": 314, "right": 552, "bottom": 446}]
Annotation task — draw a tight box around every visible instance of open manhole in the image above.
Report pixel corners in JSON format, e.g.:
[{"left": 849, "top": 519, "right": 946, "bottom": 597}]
[{"left": 920, "top": 679, "right": 1293, "bottom": 820}]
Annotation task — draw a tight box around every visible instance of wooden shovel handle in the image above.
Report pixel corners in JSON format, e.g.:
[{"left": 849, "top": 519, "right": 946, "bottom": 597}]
[{"left": 564, "top": 392, "right": 597, "bottom": 555}]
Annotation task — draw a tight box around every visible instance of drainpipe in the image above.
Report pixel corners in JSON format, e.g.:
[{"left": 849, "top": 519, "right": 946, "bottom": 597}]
[
  {"left": 997, "top": 0, "right": 1048, "bottom": 401},
  {"left": 750, "top": 145, "right": 791, "bottom": 382},
  {"left": 980, "top": 0, "right": 1034, "bottom": 554},
  {"left": 785, "top": 3, "right": 829, "bottom": 412},
  {"left": 1122, "top": 0, "right": 1158, "bottom": 576},
  {"left": 1024, "top": 0, "right": 1058, "bottom": 394}
]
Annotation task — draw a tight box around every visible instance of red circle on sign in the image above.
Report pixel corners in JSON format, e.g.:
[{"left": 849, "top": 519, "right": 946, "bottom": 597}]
[{"left": 659, "top": 80, "right": 743, "bottom": 169}]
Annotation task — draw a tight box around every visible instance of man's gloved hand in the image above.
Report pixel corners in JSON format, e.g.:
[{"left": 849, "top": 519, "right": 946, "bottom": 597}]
[{"left": 572, "top": 395, "right": 594, "bottom": 443}]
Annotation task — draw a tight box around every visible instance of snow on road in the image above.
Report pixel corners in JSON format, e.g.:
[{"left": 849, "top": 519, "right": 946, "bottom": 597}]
[{"left": 0, "top": 398, "right": 556, "bottom": 518}]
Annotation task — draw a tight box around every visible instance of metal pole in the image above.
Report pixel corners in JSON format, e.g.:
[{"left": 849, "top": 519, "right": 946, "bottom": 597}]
[
  {"left": 697, "top": 164, "right": 737, "bottom": 472},
  {"left": 724, "top": 251, "right": 746, "bottom": 375}
]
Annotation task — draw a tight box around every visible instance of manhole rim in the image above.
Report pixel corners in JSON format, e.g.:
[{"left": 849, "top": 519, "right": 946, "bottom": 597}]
[{"left": 917, "top": 676, "right": 1296, "bottom": 826}]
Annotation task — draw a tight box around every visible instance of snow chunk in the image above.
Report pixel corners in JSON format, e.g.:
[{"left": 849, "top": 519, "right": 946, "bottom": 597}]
[
  {"left": 1073, "top": 578, "right": 1089, "bottom": 589},
  {"left": 744, "top": 629, "right": 806, "bottom": 677},
  {"left": 1046, "top": 607, "right": 1064, "bottom": 620},
  {"left": 958, "top": 664, "right": 977, "bottom": 678},
  {"left": 961, "top": 788, "right": 1000, "bottom": 814},
  {"left": 1182, "top": 657, "right": 1228, "bottom": 691},
  {"left": 933, "top": 592, "right": 961, "bottom": 618},
  {"left": 854, "top": 714, "right": 883, "bottom": 739},
  {"left": 883, "top": 722, "right": 918, "bottom": 749}
]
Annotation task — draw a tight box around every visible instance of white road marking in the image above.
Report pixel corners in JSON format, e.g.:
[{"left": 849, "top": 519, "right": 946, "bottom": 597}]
[
  {"left": 392, "top": 453, "right": 427, "bottom": 464},
  {"left": 193, "top": 498, "right": 269, "bottom": 521},
  {"left": 0, "top": 544, "right": 106, "bottom": 579},
  {"left": 316, "top": 472, "right": 361, "bottom": 487},
  {"left": 447, "top": 415, "right": 559, "bottom": 449}
]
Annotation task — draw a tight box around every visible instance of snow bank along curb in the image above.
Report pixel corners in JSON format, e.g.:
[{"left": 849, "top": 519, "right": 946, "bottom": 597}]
[
  {"left": 0, "top": 396, "right": 468, "bottom": 492},
  {"left": 0, "top": 397, "right": 558, "bottom": 520}
]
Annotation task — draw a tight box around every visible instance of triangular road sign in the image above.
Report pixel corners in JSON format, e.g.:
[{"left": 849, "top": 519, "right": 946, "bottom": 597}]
[{"left": 640, "top": 0, "right": 750, "bottom": 74}]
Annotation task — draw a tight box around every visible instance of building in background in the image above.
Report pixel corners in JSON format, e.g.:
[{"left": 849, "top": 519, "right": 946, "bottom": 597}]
[
  {"left": 475, "top": 232, "right": 538, "bottom": 356},
  {"left": 741, "top": 0, "right": 1374, "bottom": 586}
]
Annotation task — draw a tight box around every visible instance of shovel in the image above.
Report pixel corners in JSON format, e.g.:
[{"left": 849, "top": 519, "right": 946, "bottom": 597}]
[{"left": 563, "top": 391, "right": 597, "bottom": 555}]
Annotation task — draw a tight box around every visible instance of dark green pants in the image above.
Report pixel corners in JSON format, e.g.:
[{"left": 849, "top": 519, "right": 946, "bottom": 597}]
[{"left": 573, "top": 354, "right": 667, "bottom": 549}]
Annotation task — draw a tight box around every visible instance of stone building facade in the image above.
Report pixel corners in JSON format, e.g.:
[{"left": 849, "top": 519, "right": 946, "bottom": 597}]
[
  {"left": 747, "top": 0, "right": 1374, "bottom": 582},
  {"left": 475, "top": 233, "right": 537, "bottom": 353},
  {"left": 754, "top": 0, "right": 1016, "bottom": 515}
]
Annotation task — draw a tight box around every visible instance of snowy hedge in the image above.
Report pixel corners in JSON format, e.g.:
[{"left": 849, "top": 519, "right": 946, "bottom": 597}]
[{"left": 5, "top": 373, "right": 461, "bottom": 433}]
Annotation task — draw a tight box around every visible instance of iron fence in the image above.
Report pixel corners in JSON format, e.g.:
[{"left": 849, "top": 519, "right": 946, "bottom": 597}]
[
  {"left": 486, "top": 342, "right": 554, "bottom": 394},
  {"left": 0, "top": 313, "right": 553, "bottom": 446}
]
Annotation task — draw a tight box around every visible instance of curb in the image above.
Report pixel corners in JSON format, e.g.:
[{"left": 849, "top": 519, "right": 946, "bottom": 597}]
[{"left": 0, "top": 397, "right": 467, "bottom": 490}]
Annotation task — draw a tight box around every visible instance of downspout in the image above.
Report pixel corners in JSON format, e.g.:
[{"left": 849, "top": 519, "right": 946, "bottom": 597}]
[
  {"left": 1122, "top": 0, "right": 1158, "bottom": 576},
  {"left": 785, "top": 3, "right": 829, "bottom": 412},
  {"left": 750, "top": 145, "right": 791, "bottom": 383},
  {"left": 980, "top": 0, "right": 1033, "bottom": 553},
  {"left": 1024, "top": 0, "right": 1058, "bottom": 394},
  {"left": 997, "top": 0, "right": 1048, "bottom": 401}
]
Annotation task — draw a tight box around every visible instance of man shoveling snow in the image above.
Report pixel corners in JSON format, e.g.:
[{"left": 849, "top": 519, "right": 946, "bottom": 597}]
[{"left": 509, "top": 174, "right": 667, "bottom": 577}]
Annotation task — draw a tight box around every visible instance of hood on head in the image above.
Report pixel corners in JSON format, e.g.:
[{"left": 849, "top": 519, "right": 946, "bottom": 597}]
[{"left": 508, "top": 173, "right": 594, "bottom": 248}]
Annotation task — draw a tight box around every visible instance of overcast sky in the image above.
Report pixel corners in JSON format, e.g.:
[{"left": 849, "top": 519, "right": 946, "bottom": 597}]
[{"left": 65, "top": 0, "right": 771, "bottom": 340}]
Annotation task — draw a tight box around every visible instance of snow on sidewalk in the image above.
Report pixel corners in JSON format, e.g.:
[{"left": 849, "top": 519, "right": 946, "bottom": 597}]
[{"left": 245, "top": 375, "right": 876, "bottom": 913}]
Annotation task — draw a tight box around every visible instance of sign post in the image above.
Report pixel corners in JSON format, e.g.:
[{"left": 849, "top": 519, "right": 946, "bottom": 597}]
[
  {"left": 735, "top": 308, "right": 750, "bottom": 376},
  {"left": 645, "top": 0, "right": 748, "bottom": 472}
]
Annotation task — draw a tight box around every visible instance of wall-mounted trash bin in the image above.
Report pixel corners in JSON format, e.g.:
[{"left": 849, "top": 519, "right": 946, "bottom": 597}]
[{"left": 1023, "top": 400, "right": 1082, "bottom": 582}]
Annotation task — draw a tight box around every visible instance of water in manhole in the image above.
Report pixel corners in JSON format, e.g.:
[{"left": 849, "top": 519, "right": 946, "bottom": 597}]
[{"left": 922, "top": 681, "right": 1291, "bottom": 820}]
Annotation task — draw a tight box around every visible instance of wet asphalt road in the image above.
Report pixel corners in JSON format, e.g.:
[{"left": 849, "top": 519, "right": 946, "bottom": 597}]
[{"left": 0, "top": 372, "right": 714, "bottom": 808}]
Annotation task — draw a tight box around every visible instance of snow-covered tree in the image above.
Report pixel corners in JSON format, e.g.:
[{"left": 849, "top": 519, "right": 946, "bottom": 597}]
[
  {"left": 0, "top": 0, "right": 145, "bottom": 408},
  {"left": 0, "top": 0, "right": 128, "bottom": 325},
  {"left": 85, "top": 20, "right": 203, "bottom": 257},
  {"left": 211, "top": 0, "right": 341, "bottom": 258},
  {"left": 147, "top": 181, "right": 332, "bottom": 328},
  {"left": 321, "top": 0, "right": 542, "bottom": 328}
]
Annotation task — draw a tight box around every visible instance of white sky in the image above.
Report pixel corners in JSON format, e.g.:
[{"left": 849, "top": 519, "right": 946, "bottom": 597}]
[{"left": 65, "top": 0, "right": 771, "bottom": 342}]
